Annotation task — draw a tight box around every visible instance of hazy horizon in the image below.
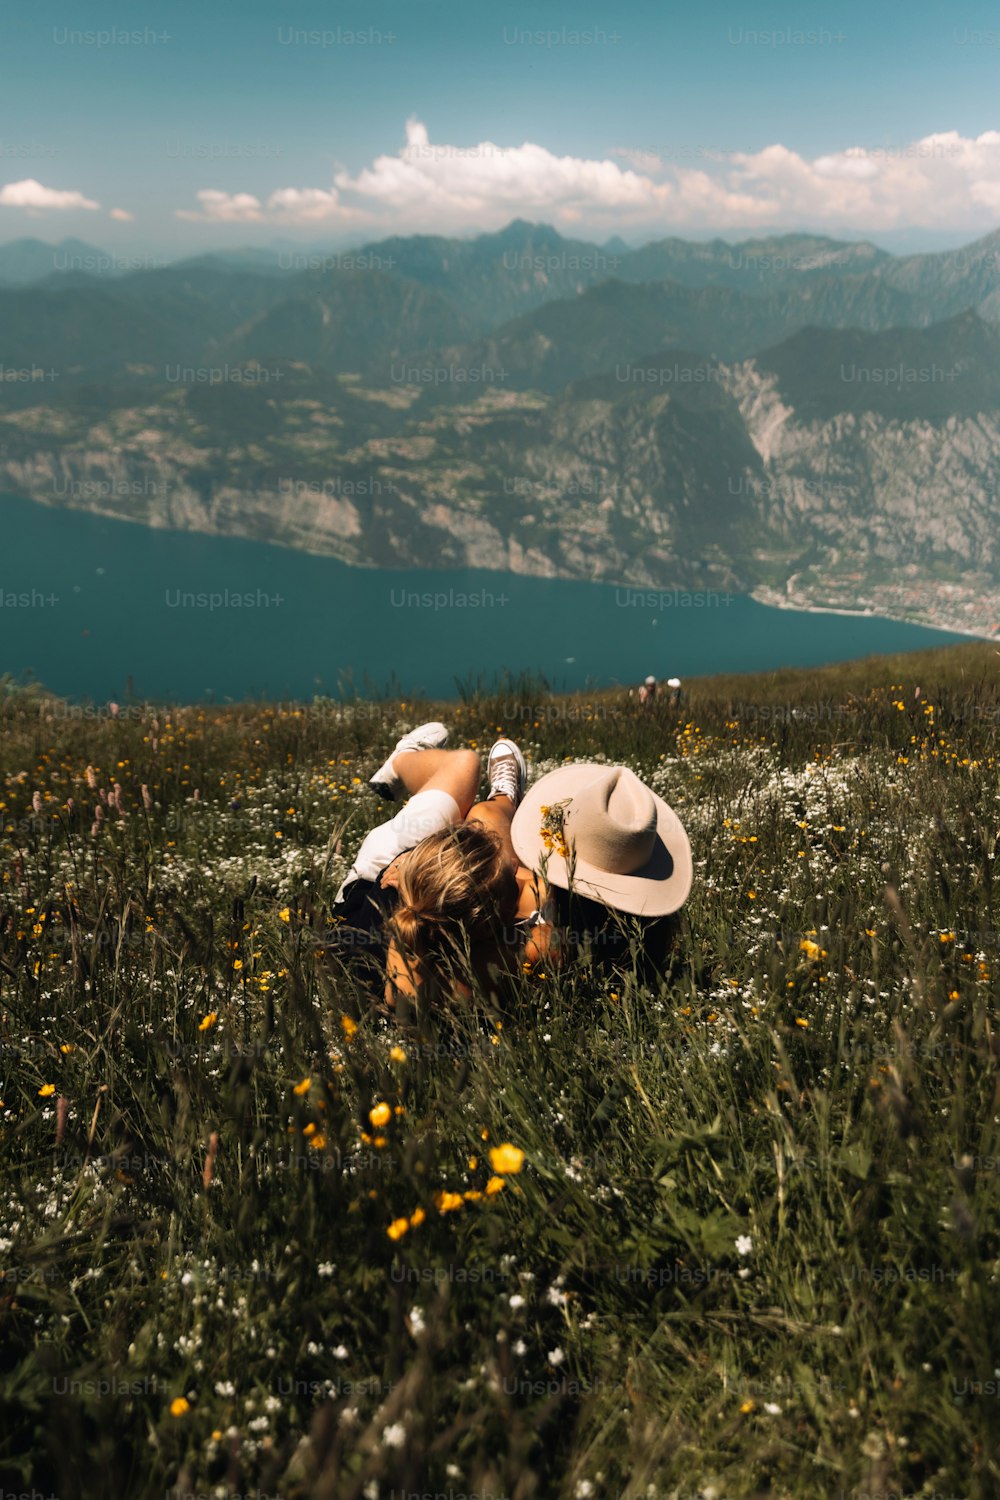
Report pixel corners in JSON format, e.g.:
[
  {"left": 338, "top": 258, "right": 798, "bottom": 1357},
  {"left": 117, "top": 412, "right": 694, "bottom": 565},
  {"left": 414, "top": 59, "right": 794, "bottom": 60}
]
[{"left": 2, "top": 218, "right": 999, "bottom": 268}]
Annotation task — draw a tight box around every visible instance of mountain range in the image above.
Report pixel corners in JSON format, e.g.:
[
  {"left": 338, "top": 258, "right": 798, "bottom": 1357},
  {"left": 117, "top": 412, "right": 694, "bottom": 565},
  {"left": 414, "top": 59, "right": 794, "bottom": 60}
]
[{"left": 2, "top": 219, "right": 1000, "bottom": 635}]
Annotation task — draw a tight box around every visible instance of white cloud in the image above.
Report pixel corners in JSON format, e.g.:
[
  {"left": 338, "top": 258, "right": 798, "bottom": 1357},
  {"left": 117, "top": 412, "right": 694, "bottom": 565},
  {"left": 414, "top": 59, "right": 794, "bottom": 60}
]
[
  {"left": 174, "top": 122, "right": 1000, "bottom": 236},
  {"left": 109, "top": 207, "right": 134, "bottom": 222},
  {"left": 176, "top": 184, "right": 359, "bottom": 225},
  {"left": 265, "top": 186, "right": 343, "bottom": 220},
  {"left": 0, "top": 178, "right": 99, "bottom": 211},
  {"left": 813, "top": 152, "right": 881, "bottom": 181},
  {"left": 177, "top": 188, "right": 264, "bottom": 222},
  {"left": 331, "top": 114, "right": 668, "bottom": 216},
  {"left": 710, "top": 131, "right": 1000, "bottom": 230}
]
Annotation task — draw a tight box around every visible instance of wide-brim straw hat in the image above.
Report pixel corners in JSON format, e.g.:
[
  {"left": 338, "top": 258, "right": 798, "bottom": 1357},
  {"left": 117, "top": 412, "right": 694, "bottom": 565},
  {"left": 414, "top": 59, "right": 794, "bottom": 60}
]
[{"left": 510, "top": 763, "right": 693, "bottom": 917}]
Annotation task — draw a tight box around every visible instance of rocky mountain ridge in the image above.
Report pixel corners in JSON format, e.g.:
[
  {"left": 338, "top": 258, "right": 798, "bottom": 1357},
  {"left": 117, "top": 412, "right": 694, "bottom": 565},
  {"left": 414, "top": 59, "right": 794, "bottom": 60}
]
[{"left": 3, "top": 222, "right": 1000, "bottom": 637}]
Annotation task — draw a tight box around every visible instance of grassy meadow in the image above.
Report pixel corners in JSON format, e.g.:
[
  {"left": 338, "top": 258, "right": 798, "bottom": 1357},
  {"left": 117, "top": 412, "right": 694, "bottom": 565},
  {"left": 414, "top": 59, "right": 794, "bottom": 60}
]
[{"left": 2, "top": 641, "right": 1000, "bottom": 1500}]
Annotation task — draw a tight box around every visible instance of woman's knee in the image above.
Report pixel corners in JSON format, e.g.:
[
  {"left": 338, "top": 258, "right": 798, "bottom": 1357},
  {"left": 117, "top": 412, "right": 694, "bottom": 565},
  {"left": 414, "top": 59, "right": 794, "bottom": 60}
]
[{"left": 450, "top": 749, "right": 484, "bottom": 814}]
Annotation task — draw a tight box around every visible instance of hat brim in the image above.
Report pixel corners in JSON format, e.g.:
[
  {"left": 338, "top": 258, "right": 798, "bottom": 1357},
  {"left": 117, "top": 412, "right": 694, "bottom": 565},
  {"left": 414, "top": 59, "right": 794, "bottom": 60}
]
[{"left": 509, "top": 763, "right": 693, "bottom": 917}]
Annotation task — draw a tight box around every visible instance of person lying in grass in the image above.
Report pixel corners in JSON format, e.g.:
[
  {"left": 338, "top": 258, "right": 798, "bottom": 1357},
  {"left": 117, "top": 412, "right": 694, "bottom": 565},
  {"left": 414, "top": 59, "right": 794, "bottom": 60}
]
[{"left": 328, "top": 724, "right": 692, "bottom": 1006}]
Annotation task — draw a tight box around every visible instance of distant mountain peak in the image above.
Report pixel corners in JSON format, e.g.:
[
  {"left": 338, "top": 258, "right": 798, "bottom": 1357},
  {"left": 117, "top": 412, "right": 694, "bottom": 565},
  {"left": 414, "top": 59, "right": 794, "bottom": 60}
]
[
  {"left": 480, "top": 219, "right": 563, "bottom": 250},
  {"left": 0, "top": 236, "right": 110, "bottom": 287}
]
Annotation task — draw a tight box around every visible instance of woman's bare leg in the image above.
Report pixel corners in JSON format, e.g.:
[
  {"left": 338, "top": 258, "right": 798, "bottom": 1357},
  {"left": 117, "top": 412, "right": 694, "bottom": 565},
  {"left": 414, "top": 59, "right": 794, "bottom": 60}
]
[{"left": 393, "top": 747, "right": 482, "bottom": 817}]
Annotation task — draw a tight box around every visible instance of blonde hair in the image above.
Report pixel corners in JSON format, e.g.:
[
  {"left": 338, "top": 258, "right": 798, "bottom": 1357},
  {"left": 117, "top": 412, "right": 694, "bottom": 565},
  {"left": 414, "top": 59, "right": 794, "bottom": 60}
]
[{"left": 388, "top": 822, "right": 517, "bottom": 979}]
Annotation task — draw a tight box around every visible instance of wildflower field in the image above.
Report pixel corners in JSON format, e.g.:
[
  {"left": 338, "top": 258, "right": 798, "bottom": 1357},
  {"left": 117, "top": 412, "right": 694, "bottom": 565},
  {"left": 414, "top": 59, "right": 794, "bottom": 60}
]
[{"left": 2, "top": 642, "right": 1000, "bottom": 1500}]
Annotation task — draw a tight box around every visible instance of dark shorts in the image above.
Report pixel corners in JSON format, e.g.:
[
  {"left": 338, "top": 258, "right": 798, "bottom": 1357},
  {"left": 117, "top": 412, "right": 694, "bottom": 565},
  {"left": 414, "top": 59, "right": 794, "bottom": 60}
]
[{"left": 322, "top": 871, "right": 400, "bottom": 992}]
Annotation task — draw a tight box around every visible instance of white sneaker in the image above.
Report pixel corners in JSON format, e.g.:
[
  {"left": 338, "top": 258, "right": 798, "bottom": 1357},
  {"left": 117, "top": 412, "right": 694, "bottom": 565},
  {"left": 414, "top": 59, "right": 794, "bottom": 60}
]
[
  {"left": 486, "top": 738, "right": 526, "bottom": 807},
  {"left": 368, "top": 721, "right": 450, "bottom": 800}
]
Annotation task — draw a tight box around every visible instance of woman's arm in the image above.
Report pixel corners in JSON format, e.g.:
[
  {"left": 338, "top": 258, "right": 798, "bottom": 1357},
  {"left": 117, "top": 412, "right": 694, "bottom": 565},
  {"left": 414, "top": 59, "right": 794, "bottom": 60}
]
[
  {"left": 513, "top": 865, "right": 569, "bottom": 971},
  {"left": 384, "top": 937, "right": 422, "bottom": 1006},
  {"left": 521, "top": 919, "right": 566, "bottom": 970}
]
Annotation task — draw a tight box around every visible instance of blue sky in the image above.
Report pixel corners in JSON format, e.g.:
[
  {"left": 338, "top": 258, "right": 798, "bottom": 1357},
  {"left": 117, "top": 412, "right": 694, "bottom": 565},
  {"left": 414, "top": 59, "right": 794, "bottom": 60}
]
[{"left": 2, "top": 0, "right": 999, "bottom": 254}]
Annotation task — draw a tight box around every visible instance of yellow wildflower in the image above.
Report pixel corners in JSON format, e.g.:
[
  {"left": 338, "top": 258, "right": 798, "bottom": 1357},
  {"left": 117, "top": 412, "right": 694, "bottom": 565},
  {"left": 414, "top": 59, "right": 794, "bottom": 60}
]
[
  {"left": 489, "top": 1144, "right": 524, "bottom": 1175},
  {"left": 293, "top": 1078, "right": 311, "bottom": 1095},
  {"left": 199, "top": 1013, "right": 217, "bottom": 1032},
  {"left": 38, "top": 1083, "right": 56, "bottom": 1097},
  {"left": 170, "top": 1397, "right": 190, "bottom": 1417},
  {"left": 387, "top": 1217, "right": 409, "bottom": 1241},
  {"left": 369, "top": 1102, "right": 391, "bottom": 1128},
  {"left": 485, "top": 1176, "right": 506, "bottom": 1196}
]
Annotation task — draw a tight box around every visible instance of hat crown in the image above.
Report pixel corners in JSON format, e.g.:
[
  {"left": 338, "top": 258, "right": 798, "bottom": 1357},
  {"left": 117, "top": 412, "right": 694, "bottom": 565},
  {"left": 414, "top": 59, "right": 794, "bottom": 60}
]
[
  {"left": 510, "top": 758, "right": 692, "bottom": 916},
  {"left": 564, "top": 767, "right": 657, "bottom": 875}
]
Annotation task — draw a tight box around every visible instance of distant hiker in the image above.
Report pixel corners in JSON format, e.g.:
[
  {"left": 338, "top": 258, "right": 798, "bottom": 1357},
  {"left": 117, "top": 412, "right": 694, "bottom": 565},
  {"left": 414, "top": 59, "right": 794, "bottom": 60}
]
[
  {"left": 667, "top": 676, "right": 683, "bottom": 709},
  {"left": 638, "top": 674, "right": 657, "bottom": 707}
]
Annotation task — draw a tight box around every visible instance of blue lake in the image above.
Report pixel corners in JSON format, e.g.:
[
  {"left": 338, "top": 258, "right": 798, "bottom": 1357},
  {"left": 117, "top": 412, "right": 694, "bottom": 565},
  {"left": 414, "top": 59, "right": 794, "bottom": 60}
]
[{"left": 0, "top": 492, "right": 974, "bottom": 703}]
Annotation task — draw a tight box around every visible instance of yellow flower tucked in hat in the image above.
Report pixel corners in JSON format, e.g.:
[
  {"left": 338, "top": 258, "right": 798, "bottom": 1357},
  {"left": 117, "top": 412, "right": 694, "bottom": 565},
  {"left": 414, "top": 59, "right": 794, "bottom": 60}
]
[{"left": 538, "top": 800, "right": 571, "bottom": 859}]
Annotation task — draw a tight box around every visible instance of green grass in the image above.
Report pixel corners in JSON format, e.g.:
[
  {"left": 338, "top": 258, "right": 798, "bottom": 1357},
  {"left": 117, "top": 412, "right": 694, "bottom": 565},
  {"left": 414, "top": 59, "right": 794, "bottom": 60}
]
[{"left": 2, "top": 642, "right": 999, "bottom": 1500}]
